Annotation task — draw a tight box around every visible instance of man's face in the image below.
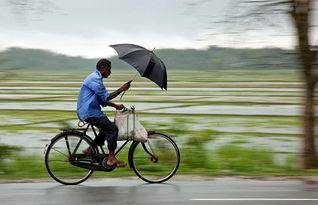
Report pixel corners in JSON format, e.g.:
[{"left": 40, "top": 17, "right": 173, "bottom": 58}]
[{"left": 100, "top": 65, "right": 111, "bottom": 78}]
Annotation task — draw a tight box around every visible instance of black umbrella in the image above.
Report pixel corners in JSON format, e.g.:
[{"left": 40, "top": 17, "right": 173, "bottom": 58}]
[{"left": 110, "top": 44, "right": 167, "bottom": 90}]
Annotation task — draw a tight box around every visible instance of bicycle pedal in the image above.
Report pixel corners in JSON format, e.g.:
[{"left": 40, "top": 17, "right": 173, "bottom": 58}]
[{"left": 102, "top": 157, "right": 117, "bottom": 169}]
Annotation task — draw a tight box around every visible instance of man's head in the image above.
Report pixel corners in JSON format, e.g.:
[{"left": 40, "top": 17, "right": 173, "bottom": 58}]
[{"left": 96, "top": 59, "right": 111, "bottom": 78}]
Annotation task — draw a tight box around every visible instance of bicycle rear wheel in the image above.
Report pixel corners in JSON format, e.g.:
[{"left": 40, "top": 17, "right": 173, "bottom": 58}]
[
  {"left": 130, "top": 133, "right": 180, "bottom": 183},
  {"left": 44, "top": 131, "right": 95, "bottom": 185}
]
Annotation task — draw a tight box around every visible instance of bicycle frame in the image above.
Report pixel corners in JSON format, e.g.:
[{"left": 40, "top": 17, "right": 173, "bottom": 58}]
[
  {"left": 45, "top": 105, "right": 179, "bottom": 184},
  {"left": 45, "top": 119, "right": 179, "bottom": 184},
  {"left": 66, "top": 121, "right": 157, "bottom": 171},
  {"left": 78, "top": 122, "right": 131, "bottom": 156}
]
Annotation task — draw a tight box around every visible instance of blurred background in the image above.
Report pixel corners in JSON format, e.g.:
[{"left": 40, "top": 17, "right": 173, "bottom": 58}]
[{"left": 0, "top": 0, "right": 317, "bottom": 178}]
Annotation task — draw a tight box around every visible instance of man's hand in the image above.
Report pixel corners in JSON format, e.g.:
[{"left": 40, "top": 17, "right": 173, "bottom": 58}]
[
  {"left": 121, "top": 80, "right": 132, "bottom": 91},
  {"left": 107, "top": 81, "right": 132, "bottom": 101},
  {"left": 115, "top": 104, "right": 125, "bottom": 110}
]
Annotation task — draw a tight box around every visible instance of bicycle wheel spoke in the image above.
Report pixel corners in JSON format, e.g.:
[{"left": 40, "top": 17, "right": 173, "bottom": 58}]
[{"left": 51, "top": 147, "right": 68, "bottom": 158}]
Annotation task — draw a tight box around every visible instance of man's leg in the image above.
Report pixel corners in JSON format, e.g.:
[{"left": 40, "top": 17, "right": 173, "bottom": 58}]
[
  {"left": 98, "top": 119, "right": 126, "bottom": 167},
  {"left": 85, "top": 117, "right": 107, "bottom": 147},
  {"left": 85, "top": 116, "right": 126, "bottom": 167}
]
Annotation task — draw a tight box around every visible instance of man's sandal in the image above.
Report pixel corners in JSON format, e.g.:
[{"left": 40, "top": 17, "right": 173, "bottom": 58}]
[{"left": 103, "top": 160, "right": 127, "bottom": 168}]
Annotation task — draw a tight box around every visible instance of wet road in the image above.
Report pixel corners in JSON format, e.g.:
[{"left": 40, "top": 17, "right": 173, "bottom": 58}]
[{"left": 1, "top": 178, "right": 318, "bottom": 205}]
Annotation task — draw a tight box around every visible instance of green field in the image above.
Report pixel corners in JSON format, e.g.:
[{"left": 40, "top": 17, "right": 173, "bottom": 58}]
[{"left": 0, "top": 69, "right": 317, "bottom": 179}]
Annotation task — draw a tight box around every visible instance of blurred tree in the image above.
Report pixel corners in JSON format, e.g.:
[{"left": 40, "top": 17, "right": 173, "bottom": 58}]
[
  {"left": 187, "top": 0, "right": 318, "bottom": 169},
  {"left": 238, "top": 0, "right": 318, "bottom": 169},
  {"left": 290, "top": 0, "right": 318, "bottom": 169},
  {"left": 0, "top": 0, "right": 60, "bottom": 71},
  {"left": 5, "top": 0, "right": 60, "bottom": 16}
]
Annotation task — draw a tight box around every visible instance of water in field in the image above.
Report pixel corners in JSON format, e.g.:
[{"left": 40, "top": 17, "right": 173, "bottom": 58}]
[
  {"left": 0, "top": 71, "right": 310, "bottom": 160},
  {"left": 0, "top": 102, "right": 184, "bottom": 111},
  {"left": 146, "top": 104, "right": 302, "bottom": 116}
]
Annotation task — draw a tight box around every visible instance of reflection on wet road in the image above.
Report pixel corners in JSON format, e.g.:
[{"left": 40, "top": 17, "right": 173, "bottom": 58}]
[{"left": 1, "top": 179, "right": 318, "bottom": 205}]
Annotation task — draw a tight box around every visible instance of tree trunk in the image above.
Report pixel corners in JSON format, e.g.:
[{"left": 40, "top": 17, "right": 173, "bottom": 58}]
[
  {"left": 302, "top": 81, "right": 318, "bottom": 168},
  {"left": 291, "top": 0, "right": 318, "bottom": 169}
]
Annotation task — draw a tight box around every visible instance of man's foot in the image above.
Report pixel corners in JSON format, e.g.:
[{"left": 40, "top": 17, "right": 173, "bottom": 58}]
[
  {"left": 83, "top": 147, "right": 94, "bottom": 155},
  {"left": 115, "top": 160, "right": 127, "bottom": 167},
  {"left": 106, "top": 159, "right": 127, "bottom": 167}
]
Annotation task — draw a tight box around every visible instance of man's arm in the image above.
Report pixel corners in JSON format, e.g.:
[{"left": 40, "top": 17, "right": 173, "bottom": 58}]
[
  {"left": 107, "top": 81, "right": 131, "bottom": 101},
  {"left": 107, "top": 101, "right": 125, "bottom": 110}
]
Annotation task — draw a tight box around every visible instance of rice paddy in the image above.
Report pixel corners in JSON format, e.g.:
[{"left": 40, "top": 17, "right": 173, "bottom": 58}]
[{"left": 0, "top": 69, "right": 317, "bottom": 177}]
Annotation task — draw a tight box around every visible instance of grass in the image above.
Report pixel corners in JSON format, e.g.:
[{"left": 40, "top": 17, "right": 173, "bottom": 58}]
[
  {"left": 0, "top": 143, "right": 304, "bottom": 179},
  {"left": 228, "top": 138, "right": 250, "bottom": 144},
  {"left": 179, "top": 144, "right": 302, "bottom": 176},
  {"left": 0, "top": 69, "right": 316, "bottom": 179},
  {"left": 1, "top": 69, "right": 302, "bottom": 82}
]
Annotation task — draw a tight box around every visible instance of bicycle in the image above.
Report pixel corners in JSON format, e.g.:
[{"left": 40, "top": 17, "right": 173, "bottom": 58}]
[{"left": 44, "top": 107, "right": 180, "bottom": 185}]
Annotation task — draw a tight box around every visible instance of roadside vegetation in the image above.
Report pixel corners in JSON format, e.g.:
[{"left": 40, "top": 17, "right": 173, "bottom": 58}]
[{"left": 0, "top": 69, "right": 317, "bottom": 179}]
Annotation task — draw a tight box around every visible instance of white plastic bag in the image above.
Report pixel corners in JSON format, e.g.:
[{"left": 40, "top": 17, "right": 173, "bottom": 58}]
[{"left": 114, "top": 109, "right": 148, "bottom": 142}]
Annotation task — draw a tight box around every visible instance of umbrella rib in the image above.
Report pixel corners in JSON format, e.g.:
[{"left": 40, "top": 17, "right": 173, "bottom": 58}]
[{"left": 118, "top": 49, "right": 150, "bottom": 59}]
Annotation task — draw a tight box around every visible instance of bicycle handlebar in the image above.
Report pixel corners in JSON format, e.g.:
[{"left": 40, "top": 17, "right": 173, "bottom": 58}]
[{"left": 121, "top": 106, "right": 135, "bottom": 112}]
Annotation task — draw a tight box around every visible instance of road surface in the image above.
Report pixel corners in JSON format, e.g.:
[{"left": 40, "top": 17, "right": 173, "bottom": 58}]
[{"left": 1, "top": 178, "right": 318, "bottom": 205}]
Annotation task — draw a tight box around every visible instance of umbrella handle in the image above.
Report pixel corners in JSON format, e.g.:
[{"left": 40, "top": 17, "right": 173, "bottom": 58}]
[
  {"left": 120, "top": 75, "right": 136, "bottom": 101},
  {"left": 120, "top": 90, "right": 126, "bottom": 100}
]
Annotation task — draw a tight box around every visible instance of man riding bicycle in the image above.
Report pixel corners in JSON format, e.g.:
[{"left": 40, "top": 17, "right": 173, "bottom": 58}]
[{"left": 76, "top": 59, "right": 131, "bottom": 167}]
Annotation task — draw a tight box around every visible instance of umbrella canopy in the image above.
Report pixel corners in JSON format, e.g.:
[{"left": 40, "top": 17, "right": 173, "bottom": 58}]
[{"left": 110, "top": 44, "right": 167, "bottom": 90}]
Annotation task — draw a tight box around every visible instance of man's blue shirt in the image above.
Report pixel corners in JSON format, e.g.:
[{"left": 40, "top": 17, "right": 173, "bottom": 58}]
[{"left": 77, "top": 69, "right": 110, "bottom": 121}]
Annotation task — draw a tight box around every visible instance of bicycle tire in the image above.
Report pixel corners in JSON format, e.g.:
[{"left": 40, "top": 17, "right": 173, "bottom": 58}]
[
  {"left": 44, "top": 131, "right": 95, "bottom": 185},
  {"left": 129, "top": 132, "right": 180, "bottom": 183}
]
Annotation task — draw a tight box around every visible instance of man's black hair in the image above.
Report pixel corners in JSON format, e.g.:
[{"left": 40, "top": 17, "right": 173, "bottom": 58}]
[{"left": 96, "top": 59, "right": 111, "bottom": 70}]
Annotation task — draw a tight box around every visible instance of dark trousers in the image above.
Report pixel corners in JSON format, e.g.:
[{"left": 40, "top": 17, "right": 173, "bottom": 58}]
[{"left": 85, "top": 116, "right": 118, "bottom": 151}]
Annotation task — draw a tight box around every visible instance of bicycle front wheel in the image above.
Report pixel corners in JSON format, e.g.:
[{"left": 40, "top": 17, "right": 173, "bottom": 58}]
[
  {"left": 44, "top": 131, "right": 95, "bottom": 185},
  {"left": 130, "top": 133, "right": 180, "bottom": 183}
]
